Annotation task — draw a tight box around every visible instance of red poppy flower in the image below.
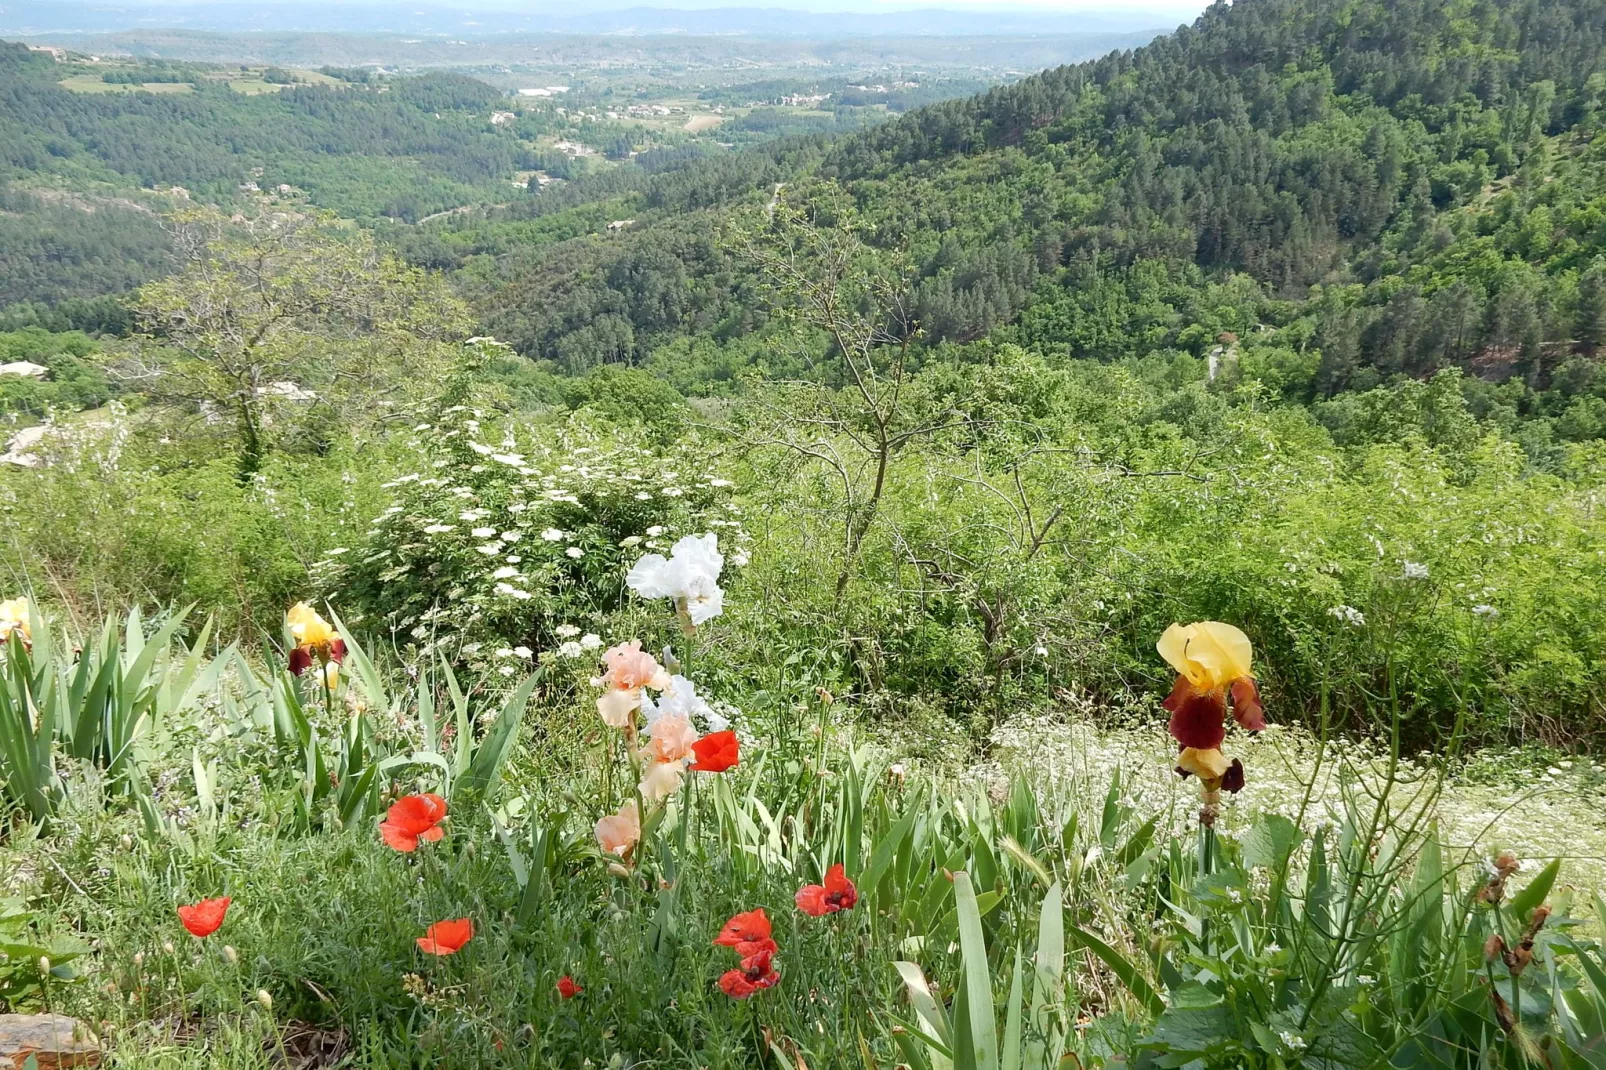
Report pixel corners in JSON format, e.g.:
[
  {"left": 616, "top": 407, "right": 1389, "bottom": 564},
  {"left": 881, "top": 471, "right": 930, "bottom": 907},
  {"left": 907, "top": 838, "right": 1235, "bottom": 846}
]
[
  {"left": 690, "top": 730, "right": 739, "bottom": 773},
  {"left": 557, "top": 975, "right": 582, "bottom": 999},
  {"left": 796, "top": 863, "right": 858, "bottom": 917},
  {"left": 713, "top": 908, "right": 771, "bottom": 955},
  {"left": 177, "top": 896, "right": 231, "bottom": 938},
  {"left": 379, "top": 793, "right": 447, "bottom": 852},
  {"left": 417, "top": 918, "right": 474, "bottom": 956},
  {"left": 718, "top": 944, "right": 780, "bottom": 999}
]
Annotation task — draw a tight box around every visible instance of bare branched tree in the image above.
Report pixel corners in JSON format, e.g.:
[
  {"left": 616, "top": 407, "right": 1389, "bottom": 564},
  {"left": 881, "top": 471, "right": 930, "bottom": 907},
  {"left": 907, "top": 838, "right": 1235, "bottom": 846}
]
[{"left": 731, "top": 190, "right": 947, "bottom": 600}]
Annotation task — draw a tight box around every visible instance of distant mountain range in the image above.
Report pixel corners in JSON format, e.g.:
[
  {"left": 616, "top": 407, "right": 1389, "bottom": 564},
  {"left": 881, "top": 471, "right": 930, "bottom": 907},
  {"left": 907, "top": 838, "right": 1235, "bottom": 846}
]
[{"left": 0, "top": 1, "right": 1188, "bottom": 38}]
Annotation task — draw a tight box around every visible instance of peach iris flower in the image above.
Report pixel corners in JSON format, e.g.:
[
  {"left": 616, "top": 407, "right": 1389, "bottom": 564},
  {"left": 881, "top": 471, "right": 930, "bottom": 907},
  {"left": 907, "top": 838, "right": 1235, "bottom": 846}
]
[
  {"left": 595, "top": 800, "right": 641, "bottom": 857},
  {"left": 592, "top": 640, "right": 670, "bottom": 728},
  {"left": 638, "top": 712, "right": 696, "bottom": 802}
]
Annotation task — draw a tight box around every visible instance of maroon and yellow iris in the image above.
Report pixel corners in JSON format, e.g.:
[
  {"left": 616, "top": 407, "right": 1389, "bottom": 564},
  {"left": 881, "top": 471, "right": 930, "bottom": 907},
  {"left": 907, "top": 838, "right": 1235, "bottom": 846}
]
[
  {"left": 1158, "top": 621, "right": 1263, "bottom": 793},
  {"left": 286, "top": 602, "right": 346, "bottom": 681}
]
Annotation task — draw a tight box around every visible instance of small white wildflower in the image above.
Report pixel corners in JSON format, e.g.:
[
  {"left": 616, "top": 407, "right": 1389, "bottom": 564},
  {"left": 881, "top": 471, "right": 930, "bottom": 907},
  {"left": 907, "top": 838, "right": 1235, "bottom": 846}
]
[
  {"left": 423, "top": 523, "right": 454, "bottom": 534},
  {"left": 662, "top": 487, "right": 683, "bottom": 497},
  {"left": 731, "top": 550, "right": 750, "bottom": 567},
  {"left": 541, "top": 528, "right": 564, "bottom": 542},
  {"left": 1403, "top": 561, "right": 1429, "bottom": 580},
  {"left": 620, "top": 535, "right": 643, "bottom": 547},
  {"left": 1034, "top": 645, "right": 1048, "bottom": 656},
  {"left": 1357, "top": 974, "right": 1375, "bottom": 986},
  {"left": 492, "top": 565, "right": 520, "bottom": 579},
  {"left": 1327, "top": 605, "right": 1365, "bottom": 627},
  {"left": 1279, "top": 1031, "right": 1306, "bottom": 1052},
  {"left": 580, "top": 633, "right": 602, "bottom": 650},
  {"left": 476, "top": 542, "right": 504, "bottom": 556},
  {"left": 646, "top": 525, "right": 665, "bottom": 536},
  {"left": 1472, "top": 604, "right": 1498, "bottom": 617},
  {"left": 635, "top": 491, "right": 653, "bottom": 501},
  {"left": 709, "top": 478, "right": 733, "bottom": 487},
  {"left": 1265, "top": 941, "right": 1281, "bottom": 954},
  {"left": 495, "top": 647, "right": 515, "bottom": 658},
  {"left": 557, "top": 641, "right": 584, "bottom": 658},
  {"left": 502, "top": 531, "right": 522, "bottom": 542},
  {"left": 555, "top": 624, "right": 581, "bottom": 638},
  {"left": 494, "top": 582, "right": 532, "bottom": 600},
  {"left": 498, "top": 665, "right": 516, "bottom": 676},
  {"left": 566, "top": 546, "right": 584, "bottom": 559},
  {"left": 471, "top": 526, "right": 497, "bottom": 538},
  {"left": 468, "top": 442, "right": 494, "bottom": 456},
  {"left": 512, "top": 646, "right": 532, "bottom": 659}
]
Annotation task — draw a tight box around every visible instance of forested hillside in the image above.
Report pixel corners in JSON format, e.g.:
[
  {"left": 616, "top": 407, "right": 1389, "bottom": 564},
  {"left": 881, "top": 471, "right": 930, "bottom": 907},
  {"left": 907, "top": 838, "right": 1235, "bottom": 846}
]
[{"left": 444, "top": 0, "right": 1606, "bottom": 456}]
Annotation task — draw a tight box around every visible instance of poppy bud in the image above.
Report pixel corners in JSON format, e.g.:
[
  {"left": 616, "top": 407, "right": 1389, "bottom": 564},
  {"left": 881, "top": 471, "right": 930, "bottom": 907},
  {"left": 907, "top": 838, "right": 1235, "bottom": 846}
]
[
  {"left": 162, "top": 941, "right": 175, "bottom": 955},
  {"left": 38, "top": 956, "right": 50, "bottom": 976},
  {"left": 132, "top": 952, "right": 145, "bottom": 969},
  {"left": 607, "top": 862, "right": 631, "bottom": 879},
  {"left": 256, "top": 989, "right": 273, "bottom": 1010},
  {"left": 223, "top": 945, "right": 238, "bottom": 965},
  {"left": 120, "top": 834, "right": 134, "bottom": 851}
]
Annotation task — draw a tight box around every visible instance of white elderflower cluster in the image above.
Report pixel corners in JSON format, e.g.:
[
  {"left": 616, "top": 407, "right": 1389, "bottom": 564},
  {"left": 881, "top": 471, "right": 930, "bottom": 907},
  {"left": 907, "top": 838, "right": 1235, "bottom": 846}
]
[{"left": 321, "top": 421, "right": 753, "bottom": 662}]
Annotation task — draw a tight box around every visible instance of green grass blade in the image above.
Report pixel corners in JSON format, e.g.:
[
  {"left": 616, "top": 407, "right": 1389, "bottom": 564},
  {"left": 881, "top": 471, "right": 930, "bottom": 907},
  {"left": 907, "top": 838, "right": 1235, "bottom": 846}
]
[
  {"left": 1066, "top": 922, "right": 1164, "bottom": 1017},
  {"left": 453, "top": 668, "right": 543, "bottom": 807},
  {"left": 1026, "top": 882, "right": 1065, "bottom": 1070},
  {"left": 954, "top": 870, "right": 999, "bottom": 1070}
]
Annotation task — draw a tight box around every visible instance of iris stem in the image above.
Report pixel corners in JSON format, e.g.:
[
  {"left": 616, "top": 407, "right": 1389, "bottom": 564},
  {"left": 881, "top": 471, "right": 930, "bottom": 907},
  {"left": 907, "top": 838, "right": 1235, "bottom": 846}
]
[{"left": 1198, "top": 821, "right": 1215, "bottom": 954}]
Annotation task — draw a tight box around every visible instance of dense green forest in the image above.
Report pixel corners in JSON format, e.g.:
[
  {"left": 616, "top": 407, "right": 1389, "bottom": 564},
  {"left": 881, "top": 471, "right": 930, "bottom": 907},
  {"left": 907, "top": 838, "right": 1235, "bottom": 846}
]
[{"left": 432, "top": 0, "right": 1606, "bottom": 461}]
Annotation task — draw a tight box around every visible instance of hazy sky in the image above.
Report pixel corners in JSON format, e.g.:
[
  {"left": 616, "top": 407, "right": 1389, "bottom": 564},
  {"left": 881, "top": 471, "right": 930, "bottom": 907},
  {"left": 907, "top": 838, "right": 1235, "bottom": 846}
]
[{"left": 95, "top": 0, "right": 1211, "bottom": 12}]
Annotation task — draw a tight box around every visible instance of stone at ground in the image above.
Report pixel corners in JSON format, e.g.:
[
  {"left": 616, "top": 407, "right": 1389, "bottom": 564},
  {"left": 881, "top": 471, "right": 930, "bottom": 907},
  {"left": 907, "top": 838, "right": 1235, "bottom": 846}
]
[{"left": 0, "top": 1013, "right": 101, "bottom": 1068}]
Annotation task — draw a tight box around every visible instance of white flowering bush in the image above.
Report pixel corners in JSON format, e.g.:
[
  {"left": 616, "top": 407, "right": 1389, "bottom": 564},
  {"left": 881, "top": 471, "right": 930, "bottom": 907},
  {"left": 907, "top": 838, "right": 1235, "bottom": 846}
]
[{"left": 316, "top": 407, "right": 749, "bottom": 668}]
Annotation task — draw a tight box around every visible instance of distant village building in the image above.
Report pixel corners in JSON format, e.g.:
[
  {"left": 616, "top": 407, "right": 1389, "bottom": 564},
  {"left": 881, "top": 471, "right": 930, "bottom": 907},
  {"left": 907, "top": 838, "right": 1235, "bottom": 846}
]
[
  {"left": 490, "top": 111, "right": 516, "bottom": 126},
  {"left": 0, "top": 362, "right": 49, "bottom": 379},
  {"left": 26, "top": 45, "right": 66, "bottom": 61},
  {"left": 606, "top": 220, "right": 636, "bottom": 232}
]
